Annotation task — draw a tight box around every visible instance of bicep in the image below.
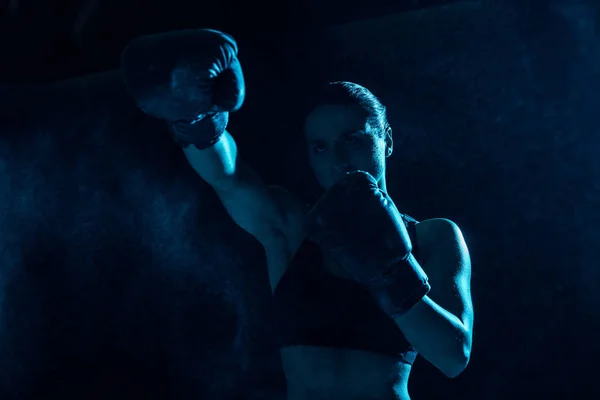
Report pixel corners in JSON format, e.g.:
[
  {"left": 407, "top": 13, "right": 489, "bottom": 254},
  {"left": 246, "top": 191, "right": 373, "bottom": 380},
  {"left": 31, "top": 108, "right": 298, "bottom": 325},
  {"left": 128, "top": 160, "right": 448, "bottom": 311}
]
[
  {"left": 422, "top": 219, "right": 474, "bottom": 331},
  {"left": 215, "top": 161, "right": 282, "bottom": 243},
  {"left": 215, "top": 161, "right": 304, "bottom": 251}
]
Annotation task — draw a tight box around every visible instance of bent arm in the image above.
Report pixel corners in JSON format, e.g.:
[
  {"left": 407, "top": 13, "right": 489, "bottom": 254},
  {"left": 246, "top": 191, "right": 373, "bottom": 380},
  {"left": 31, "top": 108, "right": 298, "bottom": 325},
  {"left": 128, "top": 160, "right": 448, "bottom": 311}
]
[
  {"left": 182, "top": 130, "right": 289, "bottom": 242},
  {"left": 394, "top": 219, "right": 473, "bottom": 378},
  {"left": 393, "top": 296, "right": 471, "bottom": 378}
]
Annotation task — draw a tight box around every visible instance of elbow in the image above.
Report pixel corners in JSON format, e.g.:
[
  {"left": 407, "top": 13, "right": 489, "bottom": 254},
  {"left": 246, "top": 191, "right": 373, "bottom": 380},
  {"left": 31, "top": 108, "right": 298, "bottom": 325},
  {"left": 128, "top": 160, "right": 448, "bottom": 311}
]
[
  {"left": 442, "top": 356, "right": 469, "bottom": 379},
  {"left": 442, "top": 343, "right": 471, "bottom": 379}
]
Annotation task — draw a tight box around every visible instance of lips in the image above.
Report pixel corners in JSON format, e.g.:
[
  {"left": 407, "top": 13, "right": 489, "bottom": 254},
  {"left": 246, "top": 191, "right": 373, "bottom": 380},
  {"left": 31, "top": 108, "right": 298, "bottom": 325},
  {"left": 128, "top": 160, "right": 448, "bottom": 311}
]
[{"left": 334, "top": 164, "right": 356, "bottom": 173}]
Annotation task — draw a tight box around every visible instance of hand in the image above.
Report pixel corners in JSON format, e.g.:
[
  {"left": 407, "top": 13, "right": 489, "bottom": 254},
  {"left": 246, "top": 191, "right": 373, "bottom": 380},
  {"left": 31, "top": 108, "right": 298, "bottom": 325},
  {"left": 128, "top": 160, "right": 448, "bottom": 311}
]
[
  {"left": 307, "top": 171, "right": 430, "bottom": 317},
  {"left": 121, "top": 29, "right": 245, "bottom": 148}
]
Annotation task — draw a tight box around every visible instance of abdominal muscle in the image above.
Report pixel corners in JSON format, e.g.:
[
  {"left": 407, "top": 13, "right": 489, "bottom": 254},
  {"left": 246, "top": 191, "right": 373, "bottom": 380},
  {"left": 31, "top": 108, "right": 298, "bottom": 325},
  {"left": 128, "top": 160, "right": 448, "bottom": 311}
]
[{"left": 280, "top": 345, "right": 411, "bottom": 400}]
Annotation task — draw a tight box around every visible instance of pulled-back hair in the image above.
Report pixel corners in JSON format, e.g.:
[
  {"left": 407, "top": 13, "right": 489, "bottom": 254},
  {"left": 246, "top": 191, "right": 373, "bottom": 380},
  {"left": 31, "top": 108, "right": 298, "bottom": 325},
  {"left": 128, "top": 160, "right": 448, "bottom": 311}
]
[{"left": 315, "top": 81, "right": 390, "bottom": 137}]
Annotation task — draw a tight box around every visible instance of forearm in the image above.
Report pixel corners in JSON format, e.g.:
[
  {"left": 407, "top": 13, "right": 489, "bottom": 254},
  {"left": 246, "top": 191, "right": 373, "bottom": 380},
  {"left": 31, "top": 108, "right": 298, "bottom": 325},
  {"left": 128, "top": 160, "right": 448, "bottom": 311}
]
[
  {"left": 182, "top": 130, "right": 239, "bottom": 190},
  {"left": 392, "top": 296, "right": 471, "bottom": 378}
]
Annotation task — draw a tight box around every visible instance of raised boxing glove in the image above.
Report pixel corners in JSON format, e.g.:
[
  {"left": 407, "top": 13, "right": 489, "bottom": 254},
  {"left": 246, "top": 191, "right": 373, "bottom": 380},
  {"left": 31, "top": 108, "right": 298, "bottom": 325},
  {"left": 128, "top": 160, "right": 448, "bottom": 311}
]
[
  {"left": 307, "top": 171, "right": 431, "bottom": 318},
  {"left": 121, "top": 29, "right": 245, "bottom": 149}
]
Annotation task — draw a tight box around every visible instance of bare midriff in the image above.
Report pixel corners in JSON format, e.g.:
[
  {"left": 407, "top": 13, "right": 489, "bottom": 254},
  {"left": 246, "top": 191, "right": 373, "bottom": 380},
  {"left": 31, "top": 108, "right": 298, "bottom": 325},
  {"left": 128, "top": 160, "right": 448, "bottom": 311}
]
[{"left": 281, "top": 345, "right": 411, "bottom": 400}]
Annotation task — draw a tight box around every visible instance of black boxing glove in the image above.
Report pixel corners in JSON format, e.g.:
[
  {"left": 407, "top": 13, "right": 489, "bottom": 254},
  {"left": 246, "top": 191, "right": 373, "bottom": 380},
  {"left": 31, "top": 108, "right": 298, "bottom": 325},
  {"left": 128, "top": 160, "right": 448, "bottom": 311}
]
[
  {"left": 121, "top": 29, "right": 245, "bottom": 149},
  {"left": 307, "top": 171, "right": 431, "bottom": 317}
]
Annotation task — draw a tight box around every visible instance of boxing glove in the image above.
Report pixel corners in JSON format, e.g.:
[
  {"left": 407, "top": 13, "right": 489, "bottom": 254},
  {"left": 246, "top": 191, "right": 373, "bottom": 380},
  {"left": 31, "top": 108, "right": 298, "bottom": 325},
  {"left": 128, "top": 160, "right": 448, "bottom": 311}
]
[
  {"left": 121, "top": 28, "right": 245, "bottom": 149},
  {"left": 307, "top": 171, "right": 431, "bottom": 317}
]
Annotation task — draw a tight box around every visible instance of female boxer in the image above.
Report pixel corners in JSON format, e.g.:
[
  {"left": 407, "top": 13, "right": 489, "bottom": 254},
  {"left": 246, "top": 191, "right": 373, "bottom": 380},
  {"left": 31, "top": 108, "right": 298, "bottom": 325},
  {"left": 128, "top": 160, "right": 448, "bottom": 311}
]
[{"left": 122, "top": 29, "right": 473, "bottom": 400}]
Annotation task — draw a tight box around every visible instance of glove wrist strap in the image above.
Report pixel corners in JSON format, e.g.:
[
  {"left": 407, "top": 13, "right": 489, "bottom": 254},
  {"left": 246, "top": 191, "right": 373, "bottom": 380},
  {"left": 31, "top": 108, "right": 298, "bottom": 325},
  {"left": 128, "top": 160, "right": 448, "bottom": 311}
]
[
  {"left": 368, "top": 254, "right": 431, "bottom": 318},
  {"left": 167, "top": 112, "right": 228, "bottom": 150}
]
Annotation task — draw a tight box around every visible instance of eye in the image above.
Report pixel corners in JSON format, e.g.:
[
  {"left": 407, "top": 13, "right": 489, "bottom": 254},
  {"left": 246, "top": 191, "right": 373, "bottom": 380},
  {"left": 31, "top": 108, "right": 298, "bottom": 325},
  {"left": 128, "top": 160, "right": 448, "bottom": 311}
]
[
  {"left": 345, "top": 135, "right": 361, "bottom": 145},
  {"left": 312, "top": 143, "right": 327, "bottom": 153}
]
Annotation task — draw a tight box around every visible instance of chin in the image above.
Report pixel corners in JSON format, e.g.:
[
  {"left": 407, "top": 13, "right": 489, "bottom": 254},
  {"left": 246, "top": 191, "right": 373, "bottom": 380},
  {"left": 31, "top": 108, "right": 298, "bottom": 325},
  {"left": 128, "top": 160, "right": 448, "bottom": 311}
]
[
  {"left": 320, "top": 182, "right": 334, "bottom": 191},
  {"left": 323, "top": 176, "right": 343, "bottom": 189},
  {"left": 320, "top": 174, "right": 359, "bottom": 189}
]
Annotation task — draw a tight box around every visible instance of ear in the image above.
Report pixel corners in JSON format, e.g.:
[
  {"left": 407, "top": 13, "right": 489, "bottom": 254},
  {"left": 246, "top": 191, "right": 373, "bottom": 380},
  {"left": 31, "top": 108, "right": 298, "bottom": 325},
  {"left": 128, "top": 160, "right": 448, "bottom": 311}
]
[{"left": 384, "top": 127, "right": 393, "bottom": 157}]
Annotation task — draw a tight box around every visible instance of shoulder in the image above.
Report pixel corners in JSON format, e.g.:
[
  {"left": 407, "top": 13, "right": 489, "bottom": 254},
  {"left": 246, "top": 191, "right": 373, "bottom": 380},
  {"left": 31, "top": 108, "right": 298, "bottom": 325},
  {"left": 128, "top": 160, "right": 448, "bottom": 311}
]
[
  {"left": 268, "top": 185, "right": 306, "bottom": 206},
  {"left": 268, "top": 185, "right": 309, "bottom": 221},
  {"left": 415, "top": 218, "right": 463, "bottom": 239},
  {"left": 415, "top": 218, "right": 470, "bottom": 267}
]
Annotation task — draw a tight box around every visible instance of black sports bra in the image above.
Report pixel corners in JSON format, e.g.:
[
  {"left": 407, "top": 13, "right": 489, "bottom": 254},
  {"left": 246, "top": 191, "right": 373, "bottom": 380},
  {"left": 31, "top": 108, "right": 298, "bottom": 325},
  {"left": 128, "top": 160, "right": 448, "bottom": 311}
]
[{"left": 272, "top": 214, "right": 420, "bottom": 365}]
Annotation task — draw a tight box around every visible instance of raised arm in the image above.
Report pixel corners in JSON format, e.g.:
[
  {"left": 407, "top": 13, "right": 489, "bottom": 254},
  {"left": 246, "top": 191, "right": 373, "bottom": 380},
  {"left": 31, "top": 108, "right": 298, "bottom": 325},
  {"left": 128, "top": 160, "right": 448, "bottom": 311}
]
[
  {"left": 121, "top": 28, "right": 305, "bottom": 289},
  {"left": 182, "top": 131, "right": 297, "bottom": 250}
]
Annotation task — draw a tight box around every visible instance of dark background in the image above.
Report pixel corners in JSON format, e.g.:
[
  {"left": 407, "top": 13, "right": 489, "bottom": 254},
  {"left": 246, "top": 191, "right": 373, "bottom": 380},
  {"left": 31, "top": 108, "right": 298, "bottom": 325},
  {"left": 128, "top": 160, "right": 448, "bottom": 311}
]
[{"left": 1, "top": 0, "right": 599, "bottom": 399}]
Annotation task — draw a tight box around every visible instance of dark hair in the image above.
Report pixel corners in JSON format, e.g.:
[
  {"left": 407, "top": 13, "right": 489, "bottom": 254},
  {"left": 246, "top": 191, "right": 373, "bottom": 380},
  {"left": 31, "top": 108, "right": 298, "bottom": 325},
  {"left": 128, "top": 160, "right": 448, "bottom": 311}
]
[{"left": 315, "top": 81, "right": 390, "bottom": 137}]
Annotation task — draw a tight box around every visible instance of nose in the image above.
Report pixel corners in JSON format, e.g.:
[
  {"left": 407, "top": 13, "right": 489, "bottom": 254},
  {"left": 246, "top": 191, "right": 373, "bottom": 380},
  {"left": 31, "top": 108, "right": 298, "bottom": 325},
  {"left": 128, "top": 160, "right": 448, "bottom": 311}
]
[
  {"left": 333, "top": 146, "right": 350, "bottom": 173},
  {"left": 334, "top": 162, "right": 349, "bottom": 173}
]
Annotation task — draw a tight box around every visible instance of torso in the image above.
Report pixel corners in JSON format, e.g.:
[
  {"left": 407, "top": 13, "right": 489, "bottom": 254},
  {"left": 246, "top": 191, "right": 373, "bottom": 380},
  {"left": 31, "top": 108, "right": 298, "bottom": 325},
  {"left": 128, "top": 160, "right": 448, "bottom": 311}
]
[
  {"left": 262, "top": 186, "right": 437, "bottom": 400},
  {"left": 281, "top": 346, "right": 411, "bottom": 400}
]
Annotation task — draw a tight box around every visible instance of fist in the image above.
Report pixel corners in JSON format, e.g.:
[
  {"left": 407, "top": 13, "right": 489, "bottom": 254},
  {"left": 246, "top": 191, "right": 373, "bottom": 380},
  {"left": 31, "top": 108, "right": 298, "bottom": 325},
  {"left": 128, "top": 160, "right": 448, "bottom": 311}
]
[
  {"left": 307, "top": 171, "right": 430, "bottom": 316},
  {"left": 307, "top": 171, "right": 413, "bottom": 282},
  {"left": 121, "top": 29, "right": 245, "bottom": 122}
]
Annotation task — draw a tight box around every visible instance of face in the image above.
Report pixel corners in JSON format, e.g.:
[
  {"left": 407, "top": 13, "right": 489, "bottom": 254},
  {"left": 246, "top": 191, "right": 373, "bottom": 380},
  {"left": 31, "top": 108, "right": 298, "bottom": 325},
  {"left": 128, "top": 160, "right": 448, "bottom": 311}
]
[{"left": 304, "top": 104, "right": 392, "bottom": 189}]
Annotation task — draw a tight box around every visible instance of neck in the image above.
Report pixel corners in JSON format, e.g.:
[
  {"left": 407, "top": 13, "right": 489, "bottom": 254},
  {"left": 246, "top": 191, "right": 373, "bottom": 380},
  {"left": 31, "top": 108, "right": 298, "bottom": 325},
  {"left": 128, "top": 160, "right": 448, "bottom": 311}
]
[{"left": 378, "top": 176, "right": 388, "bottom": 193}]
